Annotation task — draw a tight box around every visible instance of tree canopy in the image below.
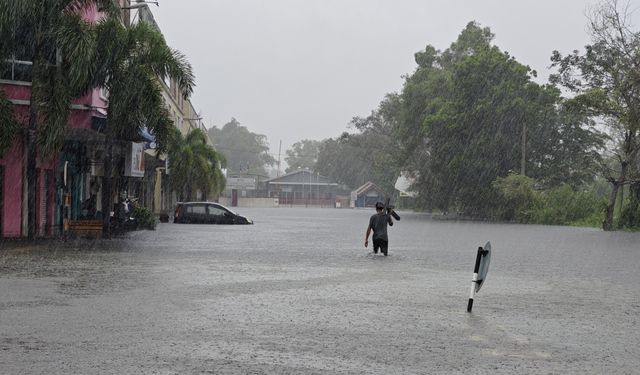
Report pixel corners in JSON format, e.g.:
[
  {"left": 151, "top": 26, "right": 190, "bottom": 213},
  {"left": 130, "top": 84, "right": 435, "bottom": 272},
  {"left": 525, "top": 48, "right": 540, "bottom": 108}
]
[
  {"left": 92, "top": 18, "right": 194, "bottom": 155},
  {"left": 169, "top": 128, "right": 225, "bottom": 201},
  {"left": 284, "top": 139, "right": 321, "bottom": 173},
  {"left": 315, "top": 94, "right": 401, "bottom": 193},
  {"left": 395, "top": 21, "right": 604, "bottom": 215},
  {"left": 208, "top": 118, "right": 275, "bottom": 177}
]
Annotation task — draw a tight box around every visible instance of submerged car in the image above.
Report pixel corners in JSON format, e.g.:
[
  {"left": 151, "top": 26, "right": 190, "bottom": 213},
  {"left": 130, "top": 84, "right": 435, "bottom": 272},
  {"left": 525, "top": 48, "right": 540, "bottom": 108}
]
[{"left": 174, "top": 202, "right": 253, "bottom": 224}]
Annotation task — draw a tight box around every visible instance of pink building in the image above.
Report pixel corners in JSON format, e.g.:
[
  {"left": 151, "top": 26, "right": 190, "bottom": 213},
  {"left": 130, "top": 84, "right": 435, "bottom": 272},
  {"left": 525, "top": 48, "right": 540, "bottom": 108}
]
[{"left": 0, "top": 5, "right": 109, "bottom": 238}]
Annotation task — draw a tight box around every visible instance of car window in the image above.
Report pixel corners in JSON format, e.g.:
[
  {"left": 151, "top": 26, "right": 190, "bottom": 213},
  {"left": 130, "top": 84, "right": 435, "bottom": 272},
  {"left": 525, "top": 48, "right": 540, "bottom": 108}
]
[
  {"left": 187, "top": 204, "right": 206, "bottom": 214},
  {"left": 208, "top": 205, "right": 227, "bottom": 216}
]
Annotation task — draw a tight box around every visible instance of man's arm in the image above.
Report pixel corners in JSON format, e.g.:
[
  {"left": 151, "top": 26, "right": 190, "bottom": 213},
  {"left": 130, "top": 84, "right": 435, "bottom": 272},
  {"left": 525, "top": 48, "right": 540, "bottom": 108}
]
[
  {"left": 388, "top": 215, "right": 394, "bottom": 226},
  {"left": 365, "top": 227, "right": 371, "bottom": 247}
]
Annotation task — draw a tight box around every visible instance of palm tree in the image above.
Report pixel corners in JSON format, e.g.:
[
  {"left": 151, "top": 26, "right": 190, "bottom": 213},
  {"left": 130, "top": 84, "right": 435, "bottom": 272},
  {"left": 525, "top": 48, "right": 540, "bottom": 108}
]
[
  {"left": 90, "top": 18, "right": 195, "bottom": 236},
  {"left": 0, "top": 91, "right": 19, "bottom": 157},
  {"left": 0, "top": 0, "right": 118, "bottom": 239},
  {"left": 169, "top": 128, "right": 226, "bottom": 202}
]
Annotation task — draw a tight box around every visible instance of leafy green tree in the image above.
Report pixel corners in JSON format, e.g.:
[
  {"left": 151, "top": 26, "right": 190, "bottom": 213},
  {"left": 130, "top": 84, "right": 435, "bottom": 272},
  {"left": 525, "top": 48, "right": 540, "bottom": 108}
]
[
  {"left": 93, "top": 18, "right": 194, "bottom": 154},
  {"left": 316, "top": 95, "right": 402, "bottom": 193},
  {"left": 0, "top": 0, "right": 119, "bottom": 239},
  {"left": 526, "top": 101, "right": 605, "bottom": 188},
  {"left": 168, "top": 128, "right": 225, "bottom": 202},
  {"left": 208, "top": 118, "right": 275, "bottom": 176},
  {"left": 316, "top": 133, "right": 369, "bottom": 190},
  {"left": 402, "top": 28, "right": 537, "bottom": 214},
  {"left": 349, "top": 94, "right": 402, "bottom": 193},
  {"left": 397, "top": 22, "right": 604, "bottom": 216},
  {"left": 284, "top": 139, "right": 321, "bottom": 173},
  {"left": 550, "top": 0, "right": 640, "bottom": 230}
]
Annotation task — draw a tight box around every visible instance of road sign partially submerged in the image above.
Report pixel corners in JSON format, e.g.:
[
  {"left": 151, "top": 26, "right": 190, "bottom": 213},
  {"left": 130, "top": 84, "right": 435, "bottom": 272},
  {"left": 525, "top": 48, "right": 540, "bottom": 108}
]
[{"left": 467, "top": 241, "right": 491, "bottom": 312}]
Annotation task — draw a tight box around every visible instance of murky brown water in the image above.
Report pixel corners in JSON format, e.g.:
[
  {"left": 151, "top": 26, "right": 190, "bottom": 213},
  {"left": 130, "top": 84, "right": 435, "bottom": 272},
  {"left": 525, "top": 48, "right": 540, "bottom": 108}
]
[{"left": 1, "top": 208, "right": 639, "bottom": 374}]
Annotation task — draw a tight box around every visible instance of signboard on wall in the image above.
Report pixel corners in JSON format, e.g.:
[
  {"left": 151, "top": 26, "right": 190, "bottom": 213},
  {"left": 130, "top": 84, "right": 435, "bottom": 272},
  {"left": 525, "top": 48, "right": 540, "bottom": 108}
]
[
  {"left": 125, "top": 142, "right": 145, "bottom": 178},
  {"left": 226, "top": 177, "right": 256, "bottom": 190}
]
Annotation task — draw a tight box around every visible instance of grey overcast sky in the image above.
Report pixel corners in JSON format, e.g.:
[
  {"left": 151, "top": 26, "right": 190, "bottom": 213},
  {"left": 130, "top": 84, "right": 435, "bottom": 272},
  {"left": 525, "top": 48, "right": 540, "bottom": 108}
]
[{"left": 151, "top": 0, "right": 609, "bottom": 154}]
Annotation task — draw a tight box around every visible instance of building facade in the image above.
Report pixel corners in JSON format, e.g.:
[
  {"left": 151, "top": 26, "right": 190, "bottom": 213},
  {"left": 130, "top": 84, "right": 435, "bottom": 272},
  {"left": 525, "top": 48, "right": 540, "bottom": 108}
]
[
  {"left": 351, "top": 181, "right": 387, "bottom": 208},
  {"left": 265, "top": 169, "right": 339, "bottom": 207},
  {"left": 0, "top": 6, "right": 109, "bottom": 238}
]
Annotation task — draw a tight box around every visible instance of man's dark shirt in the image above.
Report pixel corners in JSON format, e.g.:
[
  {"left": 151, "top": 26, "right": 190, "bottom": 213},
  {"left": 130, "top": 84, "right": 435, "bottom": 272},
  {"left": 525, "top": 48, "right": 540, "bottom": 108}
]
[{"left": 369, "top": 212, "right": 392, "bottom": 241}]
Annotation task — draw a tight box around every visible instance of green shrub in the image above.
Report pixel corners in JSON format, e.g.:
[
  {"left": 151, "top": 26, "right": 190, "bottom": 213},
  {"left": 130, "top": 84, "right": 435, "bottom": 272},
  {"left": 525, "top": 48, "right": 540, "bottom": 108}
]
[
  {"left": 492, "top": 173, "right": 540, "bottom": 223},
  {"left": 492, "top": 174, "right": 606, "bottom": 227},
  {"left": 132, "top": 206, "right": 157, "bottom": 230},
  {"left": 530, "top": 184, "right": 605, "bottom": 226}
]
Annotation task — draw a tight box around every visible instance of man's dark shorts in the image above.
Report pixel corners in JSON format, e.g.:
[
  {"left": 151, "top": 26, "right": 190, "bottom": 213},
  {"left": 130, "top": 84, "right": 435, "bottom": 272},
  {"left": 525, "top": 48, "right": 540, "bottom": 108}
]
[{"left": 372, "top": 238, "right": 388, "bottom": 255}]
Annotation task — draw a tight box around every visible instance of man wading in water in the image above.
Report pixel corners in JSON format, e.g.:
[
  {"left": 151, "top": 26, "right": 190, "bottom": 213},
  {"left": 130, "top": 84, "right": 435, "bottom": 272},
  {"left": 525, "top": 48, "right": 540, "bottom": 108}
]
[{"left": 364, "top": 201, "right": 394, "bottom": 256}]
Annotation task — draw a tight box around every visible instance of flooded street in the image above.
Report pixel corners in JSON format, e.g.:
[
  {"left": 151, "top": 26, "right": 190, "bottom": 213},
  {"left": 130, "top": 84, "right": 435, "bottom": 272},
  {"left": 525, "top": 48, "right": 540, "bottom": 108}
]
[{"left": 1, "top": 208, "right": 639, "bottom": 374}]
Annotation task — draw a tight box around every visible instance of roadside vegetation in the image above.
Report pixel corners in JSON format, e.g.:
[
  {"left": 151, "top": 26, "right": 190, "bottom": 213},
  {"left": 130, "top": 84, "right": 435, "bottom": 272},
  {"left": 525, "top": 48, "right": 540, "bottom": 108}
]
[{"left": 169, "top": 128, "right": 226, "bottom": 202}]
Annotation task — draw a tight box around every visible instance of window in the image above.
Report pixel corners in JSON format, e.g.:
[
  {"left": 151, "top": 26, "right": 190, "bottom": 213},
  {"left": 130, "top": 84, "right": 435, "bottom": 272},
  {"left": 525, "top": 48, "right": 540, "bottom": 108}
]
[
  {"left": 1, "top": 25, "right": 38, "bottom": 83},
  {"left": 0, "top": 58, "right": 33, "bottom": 82},
  {"left": 187, "top": 204, "right": 206, "bottom": 214},
  {"left": 208, "top": 205, "right": 226, "bottom": 217},
  {"left": 1, "top": 39, "right": 59, "bottom": 83}
]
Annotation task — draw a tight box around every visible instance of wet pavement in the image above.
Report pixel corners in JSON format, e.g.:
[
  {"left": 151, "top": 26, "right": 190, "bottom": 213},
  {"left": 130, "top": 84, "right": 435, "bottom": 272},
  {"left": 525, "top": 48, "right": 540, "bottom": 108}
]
[{"left": 1, "top": 208, "right": 639, "bottom": 374}]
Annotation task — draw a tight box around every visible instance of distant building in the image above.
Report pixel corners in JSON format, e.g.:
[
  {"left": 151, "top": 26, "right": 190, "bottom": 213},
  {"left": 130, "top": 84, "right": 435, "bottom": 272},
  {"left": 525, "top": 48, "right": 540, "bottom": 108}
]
[
  {"left": 351, "top": 181, "right": 387, "bottom": 208},
  {"left": 265, "top": 169, "right": 339, "bottom": 207}
]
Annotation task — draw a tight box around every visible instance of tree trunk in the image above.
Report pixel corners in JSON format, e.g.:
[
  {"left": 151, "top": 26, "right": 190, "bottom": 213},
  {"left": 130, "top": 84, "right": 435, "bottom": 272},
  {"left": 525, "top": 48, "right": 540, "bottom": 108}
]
[
  {"left": 26, "top": 101, "right": 38, "bottom": 240},
  {"left": 631, "top": 182, "right": 640, "bottom": 202},
  {"left": 603, "top": 181, "right": 619, "bottom": 231},
  {"left": 618, "top": 184, "right": 625, "bottom": 227},
  {"left": 603, "top": 162, "right": 628, "bottom": 231},
  {"left": 102, "top": 135, "right": 113, "bottom": 237},
  {"left": 185, "top": 183, "right": 192, "bottom": 202}
]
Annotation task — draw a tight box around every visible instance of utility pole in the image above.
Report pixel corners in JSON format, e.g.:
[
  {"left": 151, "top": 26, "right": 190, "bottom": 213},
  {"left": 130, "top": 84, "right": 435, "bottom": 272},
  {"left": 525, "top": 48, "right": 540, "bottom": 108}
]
[{"left": 277, "top": 140, "right": 282, "bottom": 177}]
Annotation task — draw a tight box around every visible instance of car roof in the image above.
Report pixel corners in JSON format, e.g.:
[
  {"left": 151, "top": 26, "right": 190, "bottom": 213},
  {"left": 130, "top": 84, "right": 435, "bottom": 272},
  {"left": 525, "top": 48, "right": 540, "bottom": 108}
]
[{"left": 177, "top": 202, "right": 231, "bottom": 209}]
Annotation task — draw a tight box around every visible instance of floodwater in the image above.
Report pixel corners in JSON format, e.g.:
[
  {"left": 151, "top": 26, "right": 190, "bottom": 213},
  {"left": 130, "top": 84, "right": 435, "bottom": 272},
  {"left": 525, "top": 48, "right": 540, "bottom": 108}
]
[{"left": 1, "top": 208, "right": 639, "bottom": 374}]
